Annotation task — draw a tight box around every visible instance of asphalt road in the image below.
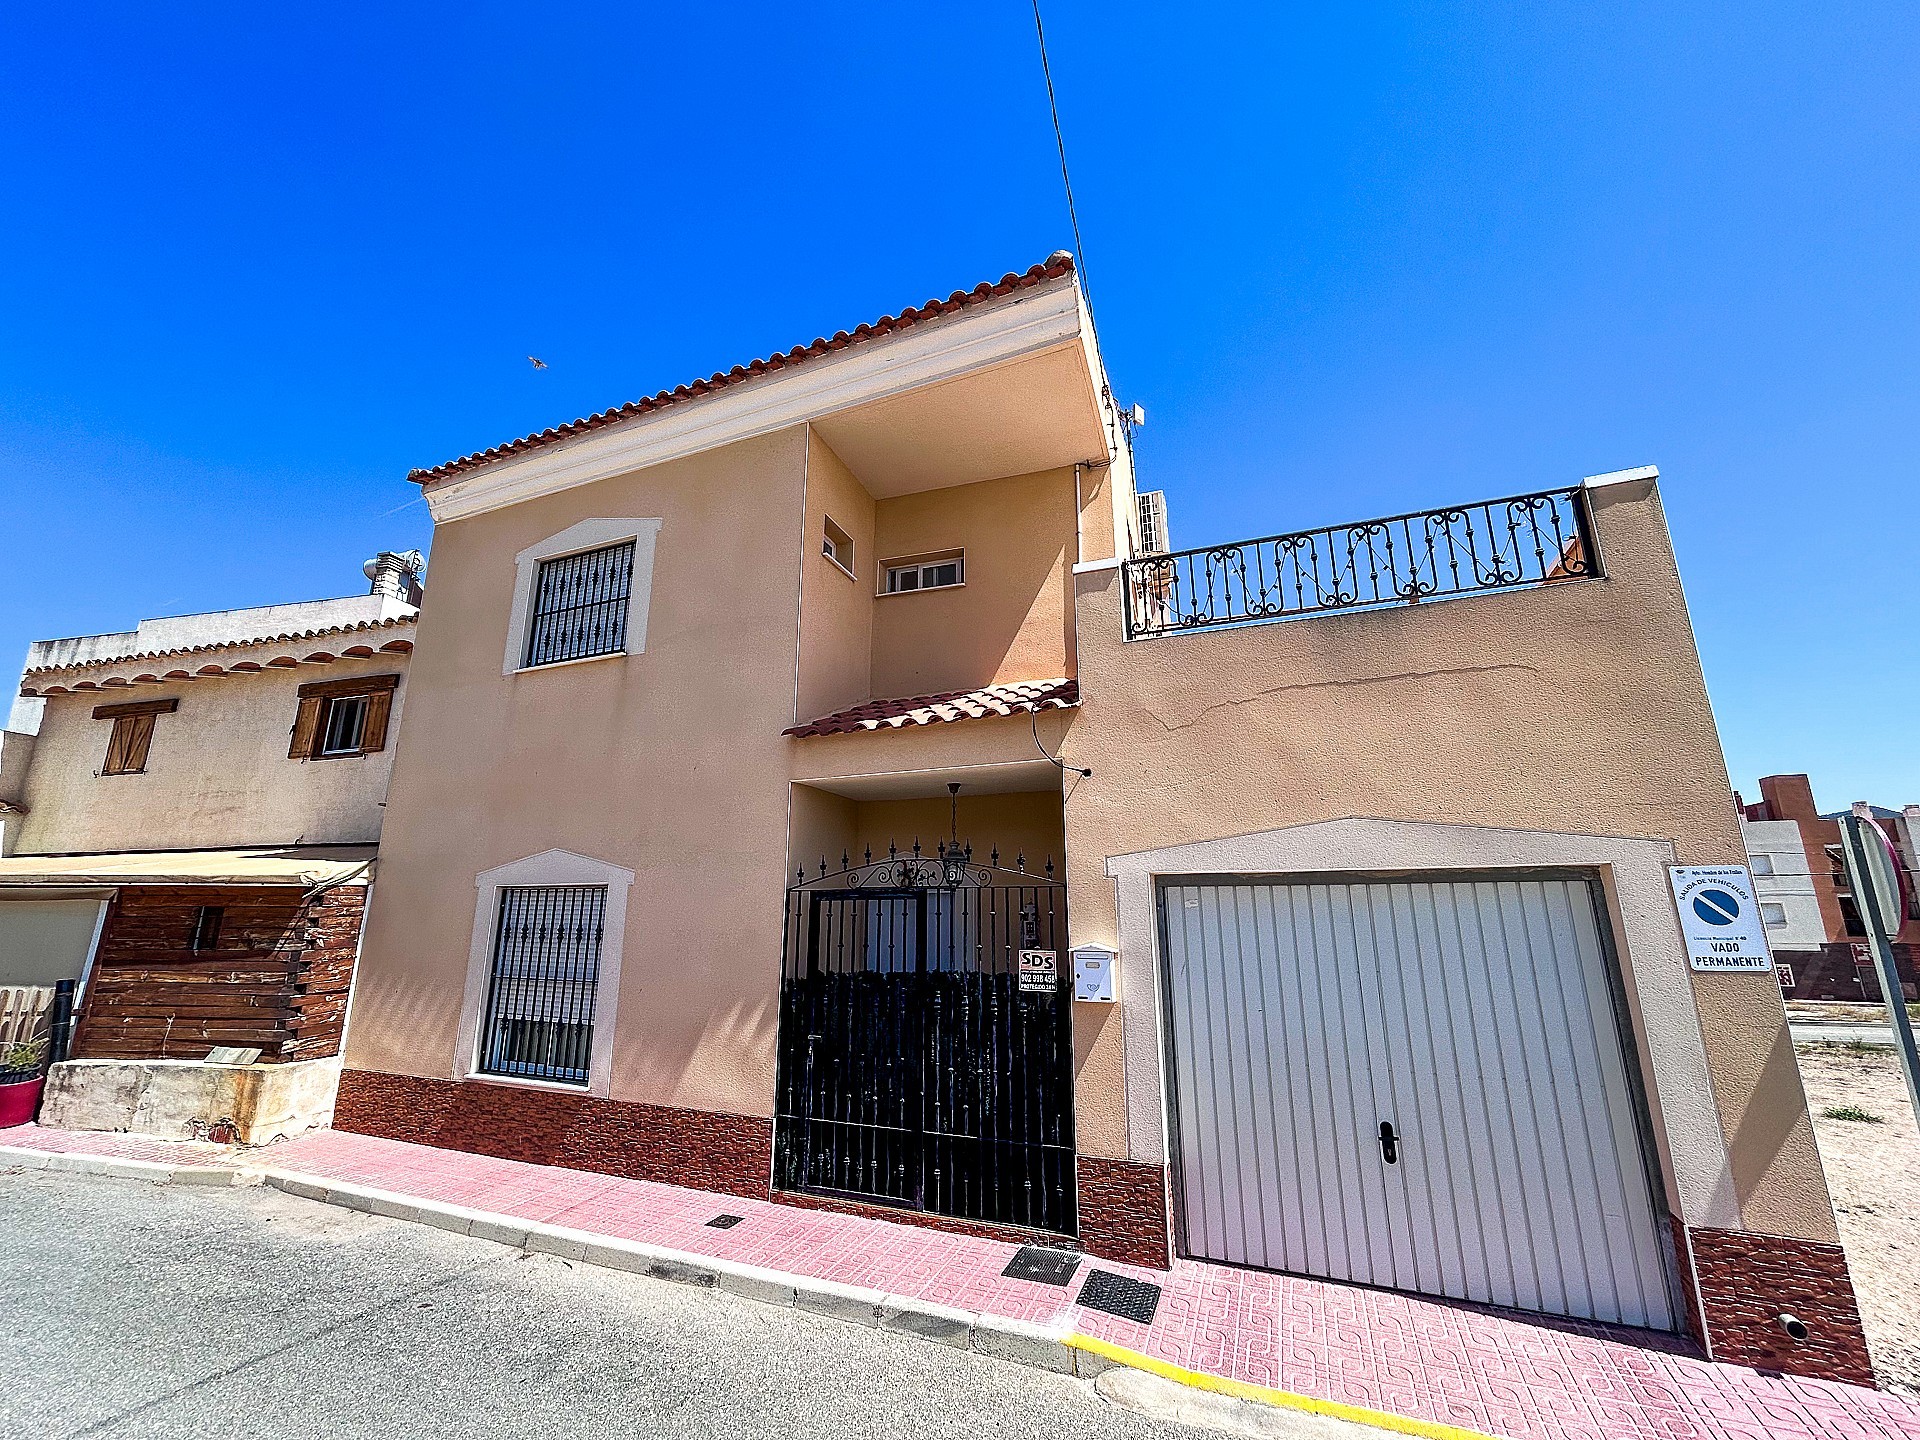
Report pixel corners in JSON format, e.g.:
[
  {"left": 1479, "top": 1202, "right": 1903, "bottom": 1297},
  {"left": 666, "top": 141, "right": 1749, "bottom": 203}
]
[{"left": 0, "top": 1166, "right": 1362, "bottom": 1440}]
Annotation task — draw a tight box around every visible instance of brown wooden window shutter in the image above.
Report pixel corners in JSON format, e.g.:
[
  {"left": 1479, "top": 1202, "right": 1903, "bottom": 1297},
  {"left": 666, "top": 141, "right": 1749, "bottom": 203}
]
[
  {"left": 291, "top": 673, "right": 399, "bottom": 760},
  {"left": 289, "top": 696, "right": 324, "bottom": 759},
  {"left": 358, "top": 687, "right": 393, "bottom": 754},
  {"left": 94, "top": 697, "right": 177, "bottom": 776}
]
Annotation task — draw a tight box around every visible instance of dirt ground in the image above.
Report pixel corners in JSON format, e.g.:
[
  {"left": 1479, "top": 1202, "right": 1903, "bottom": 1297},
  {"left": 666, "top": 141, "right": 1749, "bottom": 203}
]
[
  {"left": 1789, "top": 1000, "right": 1920, "bottom": 1025},
  {"left": 1796, "top": 1041, "right": 1920, "bottom": 1393}
]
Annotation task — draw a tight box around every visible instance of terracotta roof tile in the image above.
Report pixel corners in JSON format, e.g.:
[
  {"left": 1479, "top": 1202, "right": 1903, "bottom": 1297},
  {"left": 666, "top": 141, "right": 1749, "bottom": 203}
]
[
  {"left": 409, "top": 254, "right": 1077, "bottom": 485},
  {"left": 785, "top": 678, "right": 1079, "bottom": 739},
  {"left": 20, "top": 616, "right": 416, "bottom": 696}
]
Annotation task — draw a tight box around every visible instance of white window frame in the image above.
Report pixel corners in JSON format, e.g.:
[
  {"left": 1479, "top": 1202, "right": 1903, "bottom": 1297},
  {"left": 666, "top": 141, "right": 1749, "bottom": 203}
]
[
  {"left": 821, "top": 516, "right": 856, "bottom": 580},
  {"left": 880, "top": 551, "right": 965, "bottom": 596},
  {"left": 453, "top": 849, "right": 635, "bottom": 1097},
  {"left": 317, "top": 693, "right": 370, "bottom": 756},
  {"left": 504, "top": 517, "right": 663, "bottom": 677}
]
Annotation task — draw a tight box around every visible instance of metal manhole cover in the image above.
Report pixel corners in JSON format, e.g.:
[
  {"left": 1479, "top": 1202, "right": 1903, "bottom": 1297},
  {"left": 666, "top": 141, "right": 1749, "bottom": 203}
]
[
  {"left": 1077, "top": 1269, "right": 1162, "bottom": 1324},
  {"left": 1001, "top": 1245, "right": 1082, "bottom": 1286},
  {"left": 706, "top": 1214, "right": 745, "bottom": 1229}
]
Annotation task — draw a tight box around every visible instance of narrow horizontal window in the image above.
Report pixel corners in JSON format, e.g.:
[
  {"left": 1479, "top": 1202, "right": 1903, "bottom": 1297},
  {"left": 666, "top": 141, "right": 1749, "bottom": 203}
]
[
  {"left": 524, "top": 541, "right": 636, "bottom": 668},
  {"left": 883, "top": 552, "right": 964, "bottom": 595},
  {"left": 479, "top": 885, "right": 607, "bottom": 1085}
]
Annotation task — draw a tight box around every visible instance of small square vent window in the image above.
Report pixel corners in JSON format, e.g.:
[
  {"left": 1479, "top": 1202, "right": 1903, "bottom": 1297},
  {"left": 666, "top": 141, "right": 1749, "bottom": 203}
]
[{"left": 822, "top": 517, "right": 855, "bottom": 577}]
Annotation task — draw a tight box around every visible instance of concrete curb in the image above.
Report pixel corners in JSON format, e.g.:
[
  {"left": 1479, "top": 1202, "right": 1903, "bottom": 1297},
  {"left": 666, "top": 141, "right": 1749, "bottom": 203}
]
[
  {"left": 0, "top": 1144, "right": 258, "bottom": 1187},
  {"left": 255, "top": 1168, "right": 1087, "bottom": 1378}
]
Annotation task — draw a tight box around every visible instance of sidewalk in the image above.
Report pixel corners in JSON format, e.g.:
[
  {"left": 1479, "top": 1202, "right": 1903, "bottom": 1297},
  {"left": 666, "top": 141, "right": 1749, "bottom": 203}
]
[{"left": 6, "top": 1122, "right": 1918, "bottom": 1440}]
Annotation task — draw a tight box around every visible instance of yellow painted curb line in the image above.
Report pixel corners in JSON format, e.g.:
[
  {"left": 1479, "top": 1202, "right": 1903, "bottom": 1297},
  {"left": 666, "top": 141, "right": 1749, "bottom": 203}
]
[{"left": 1066, "top": 1333, "right": 1500, "bottom": 1440}]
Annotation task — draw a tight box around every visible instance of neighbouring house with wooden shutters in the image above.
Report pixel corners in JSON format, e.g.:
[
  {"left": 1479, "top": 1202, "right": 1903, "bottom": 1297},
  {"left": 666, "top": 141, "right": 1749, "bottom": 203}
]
[{"left": 0, "top": 551, "right": 420, "bottom": 1142}]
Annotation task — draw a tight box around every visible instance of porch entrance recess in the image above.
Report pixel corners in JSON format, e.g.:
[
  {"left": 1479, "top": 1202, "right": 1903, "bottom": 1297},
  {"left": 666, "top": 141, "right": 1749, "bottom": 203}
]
[{"left": 773, "top": 845, "right": 1076, "bottom": 1236}]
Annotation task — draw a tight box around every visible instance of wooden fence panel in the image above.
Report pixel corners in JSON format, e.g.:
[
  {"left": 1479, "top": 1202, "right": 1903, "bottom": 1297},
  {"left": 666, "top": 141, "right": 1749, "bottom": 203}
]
[{"left": 0, "top": 986, "right": 54, "bottom": 1046}]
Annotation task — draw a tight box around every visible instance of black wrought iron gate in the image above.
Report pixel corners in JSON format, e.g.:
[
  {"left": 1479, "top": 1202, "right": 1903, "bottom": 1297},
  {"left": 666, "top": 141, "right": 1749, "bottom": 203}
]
[{"left": 773, "top": 847, "right": 1076, "bottom": 1236}]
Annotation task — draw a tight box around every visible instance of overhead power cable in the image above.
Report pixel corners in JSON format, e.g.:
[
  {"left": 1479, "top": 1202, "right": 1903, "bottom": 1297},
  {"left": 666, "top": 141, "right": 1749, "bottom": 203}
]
[{"left": 1031, "top": 0, "right": 1094, "bottom": 322}]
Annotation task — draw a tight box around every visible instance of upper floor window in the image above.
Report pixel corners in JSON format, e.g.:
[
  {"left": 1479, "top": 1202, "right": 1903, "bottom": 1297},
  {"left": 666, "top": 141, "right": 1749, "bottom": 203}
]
[
  {"left": 1748, "top": 853, "right": 1774, "bottom": 876},
  {"left": 524, "top": 540, "right": 636, "bottom": 667},
  {"left": 93, "top": 697, "right": 178, "bottom": 777},
  {"left": 883, "top": 551, "right": 964, "bottom": 595},
  {"left": 319, "top": 694, "right": 370, "bottom": 756},
  {"left": 821, "top": 517, "right": 855, "bottom": 578},
  {"left": 1760, "top": 902, "right": 1788, "bottom": 927},
  {"left": 290, "top": 674, "right": 398, "bottom": 761},
  {"left": 504, "top": 518, "right": 661, "bottom": 678}
]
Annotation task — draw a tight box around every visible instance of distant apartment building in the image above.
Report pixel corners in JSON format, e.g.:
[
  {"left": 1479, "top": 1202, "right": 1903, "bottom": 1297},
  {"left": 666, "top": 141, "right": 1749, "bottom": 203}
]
[
  {"left": 1738, "top": 773, "right": 1919, "bottom": 1001},
  {"left": 0, "top": 553, "right": 421, "bottom": 1141}
]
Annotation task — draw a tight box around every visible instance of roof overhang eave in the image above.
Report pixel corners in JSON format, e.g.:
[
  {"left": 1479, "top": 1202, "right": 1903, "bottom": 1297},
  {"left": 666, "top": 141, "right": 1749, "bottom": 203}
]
[{"left": 421, "top": 269, "right": 1106, "bottom": 526}]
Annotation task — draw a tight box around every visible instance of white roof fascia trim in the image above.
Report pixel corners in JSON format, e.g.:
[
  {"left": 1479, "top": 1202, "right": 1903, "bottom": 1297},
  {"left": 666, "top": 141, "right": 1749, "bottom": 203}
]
[
  {"left": 1584, "top": 464, "right": 1660, "bottom": 488},
  {"left": 426, "top": 277, "right": 1088, "bottom": 525}
]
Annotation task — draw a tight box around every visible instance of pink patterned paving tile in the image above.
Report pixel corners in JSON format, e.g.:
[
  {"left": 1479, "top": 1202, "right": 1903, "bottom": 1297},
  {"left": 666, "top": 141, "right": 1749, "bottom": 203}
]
[
  {"left": 87, "top": 1127, "right": 1920, "bottom": 1440},
  {"left": 4, "top": 1123, "right": 233, "bottom": 1165}
]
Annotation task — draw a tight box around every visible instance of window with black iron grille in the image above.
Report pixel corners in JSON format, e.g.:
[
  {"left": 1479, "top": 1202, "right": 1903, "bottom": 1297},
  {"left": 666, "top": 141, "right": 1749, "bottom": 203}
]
[
  {"left": 523, "top": 541, "right": 636, "bottom": 667},
  {"left": 479, "top": 885, "right": 606, "bottom": 1084}
]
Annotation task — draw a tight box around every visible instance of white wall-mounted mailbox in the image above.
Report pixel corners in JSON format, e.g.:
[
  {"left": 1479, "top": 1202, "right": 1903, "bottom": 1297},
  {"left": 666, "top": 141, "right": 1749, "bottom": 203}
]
[{"left": 1072, "top": 945, "right": 1117, "bottom": 1003}]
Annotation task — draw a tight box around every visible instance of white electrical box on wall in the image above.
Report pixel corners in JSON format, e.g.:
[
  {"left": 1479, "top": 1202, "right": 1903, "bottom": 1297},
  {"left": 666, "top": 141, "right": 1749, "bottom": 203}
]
[{"left": 1072, "top": 945, "right": 1117, "bottom": 1003}]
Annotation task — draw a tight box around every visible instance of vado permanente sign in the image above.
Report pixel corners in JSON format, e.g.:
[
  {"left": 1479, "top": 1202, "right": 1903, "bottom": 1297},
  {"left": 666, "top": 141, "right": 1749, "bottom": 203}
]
[{"left": 1668, "top": 866, "right": 1775, "bottom": 972}]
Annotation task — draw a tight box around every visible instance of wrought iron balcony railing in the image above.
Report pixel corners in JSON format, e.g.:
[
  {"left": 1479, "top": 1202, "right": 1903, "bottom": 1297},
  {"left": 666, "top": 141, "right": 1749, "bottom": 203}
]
[{"left": 1122, "top": 485, "right": 1601, "bottom": 640}]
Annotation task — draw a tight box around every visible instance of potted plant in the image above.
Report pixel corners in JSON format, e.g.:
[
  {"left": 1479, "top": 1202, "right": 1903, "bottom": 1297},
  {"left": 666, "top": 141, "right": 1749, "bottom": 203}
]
[{"left": 0, "top": 1037, "right": 49, "bottom": 1128}]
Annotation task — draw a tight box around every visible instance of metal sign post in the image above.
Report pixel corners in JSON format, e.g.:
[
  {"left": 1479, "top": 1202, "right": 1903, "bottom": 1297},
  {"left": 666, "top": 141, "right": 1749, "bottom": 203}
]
[{"left": 1839, "top": 812, "right": 1920, "bottom": 1126}]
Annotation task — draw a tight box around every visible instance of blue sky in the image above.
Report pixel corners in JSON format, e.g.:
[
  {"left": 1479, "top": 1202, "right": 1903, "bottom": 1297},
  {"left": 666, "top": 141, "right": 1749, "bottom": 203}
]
[{"left": 2, "top": 4, "right": 1915, "bottom": 807}]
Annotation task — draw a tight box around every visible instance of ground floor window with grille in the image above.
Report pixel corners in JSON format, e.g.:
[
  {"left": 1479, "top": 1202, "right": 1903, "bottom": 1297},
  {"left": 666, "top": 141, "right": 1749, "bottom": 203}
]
[{"left": 479, "top": 885, "right": 606, "bottom": 1084}]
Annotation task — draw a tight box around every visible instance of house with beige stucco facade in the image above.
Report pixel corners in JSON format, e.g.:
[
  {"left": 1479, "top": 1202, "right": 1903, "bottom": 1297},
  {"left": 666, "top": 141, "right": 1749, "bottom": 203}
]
[
  {"left": 335, "top": 254, "right": 1873, "bottom": 1386},
  {"left": 0, "top": 552, "right": 422, "bottom": 1141}
]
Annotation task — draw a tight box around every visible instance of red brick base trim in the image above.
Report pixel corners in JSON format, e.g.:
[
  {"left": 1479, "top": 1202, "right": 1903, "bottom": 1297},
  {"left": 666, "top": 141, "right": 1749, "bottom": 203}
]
[
  {"left": 336, "top": 1069, "right": 1105, "bottom": 1255},
  {"left": 332, "top": 1069, "right": 772, "bottom": 1201},
  {"left": 1077, "top": 1156, "right": 1171, "bottom": 1269},
  {"left": 1685, "top": 1224, "right": 1875, "bottom": 1387}
]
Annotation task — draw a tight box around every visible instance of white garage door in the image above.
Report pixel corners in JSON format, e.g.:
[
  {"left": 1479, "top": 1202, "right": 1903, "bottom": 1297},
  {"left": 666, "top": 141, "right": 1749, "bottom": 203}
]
[{"left": 1161, "top": 875, "right": 1679, "bottom": 1331}]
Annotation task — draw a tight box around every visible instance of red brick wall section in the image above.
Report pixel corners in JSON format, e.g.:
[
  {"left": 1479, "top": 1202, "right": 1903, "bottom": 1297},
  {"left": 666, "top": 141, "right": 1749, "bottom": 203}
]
[
  {"left": 1669, "top": 1214, "right": 1708, "bottom": 1349},
  {"left": 333, "top": 1069, "right": 773, "bottom": 1202},
  {"left": 1687, "top": 1225, "right": 1876, "bottom": 1387},
  {"left": 338, "top": 1070, "right": 1179, "bottom": 1264},
  {"left": 1077, "top": 1156, "right": 1171, "bottom": 1269}
]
